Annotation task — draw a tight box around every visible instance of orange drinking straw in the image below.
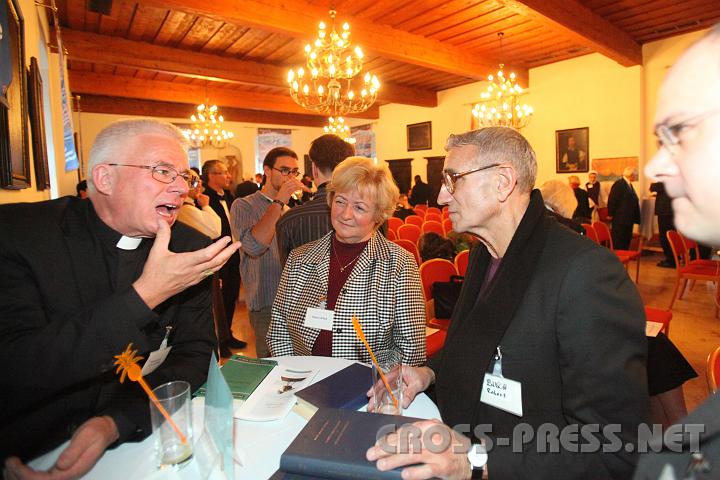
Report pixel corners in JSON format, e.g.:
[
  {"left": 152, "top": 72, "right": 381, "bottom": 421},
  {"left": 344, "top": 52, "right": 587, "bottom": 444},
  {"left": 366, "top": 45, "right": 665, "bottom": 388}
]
[
  {"left": 351, "top": 317, "right": 399, "bottom": 410},
  {"left": 114, "top": 344, "right": 188, "bottom": 445}
]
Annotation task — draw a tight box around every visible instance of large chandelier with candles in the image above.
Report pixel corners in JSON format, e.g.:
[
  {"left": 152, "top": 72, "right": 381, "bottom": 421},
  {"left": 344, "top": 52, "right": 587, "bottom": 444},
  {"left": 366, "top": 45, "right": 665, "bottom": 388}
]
[
  {"left": 182, "top": 103, "right": 234, "bottom": 149},
  {"left": 471, "top": 33, "right": 533, "bottom": 130},
  {"left": 323, "top": 116, "right": 356, "bottom": 144},
  {"left": 287, "top": 10, "right": 380, "bottom": 116}
]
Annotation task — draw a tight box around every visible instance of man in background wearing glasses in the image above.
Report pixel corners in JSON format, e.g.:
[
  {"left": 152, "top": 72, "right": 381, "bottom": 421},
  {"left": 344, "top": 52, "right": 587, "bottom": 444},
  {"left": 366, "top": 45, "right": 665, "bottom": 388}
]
[
  {"left": 230, "top": 147, "right": 304, "bottom": 358},
  {"left": 0, "top": 119, "right": 240, "bottom": 478},
  {"left": 634, "top": 24, "right": 720, "bottom": 480},
  {"left": 368, "top": 127, "right": 648, "bottom": 479}
]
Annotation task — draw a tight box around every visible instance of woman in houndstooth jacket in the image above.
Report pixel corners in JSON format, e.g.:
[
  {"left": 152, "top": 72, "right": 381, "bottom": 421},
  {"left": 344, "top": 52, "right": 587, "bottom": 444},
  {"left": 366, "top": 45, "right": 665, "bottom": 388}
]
[{"left": 268, "top": 157, "right": 426, "bottom": 366}]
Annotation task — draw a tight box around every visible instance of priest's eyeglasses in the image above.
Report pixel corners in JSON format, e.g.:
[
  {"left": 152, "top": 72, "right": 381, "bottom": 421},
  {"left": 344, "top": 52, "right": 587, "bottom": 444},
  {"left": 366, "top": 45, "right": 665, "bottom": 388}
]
[
  {"left": 441, "top": 163, "right": 501, "bottom": 194},
  {"left": 655, "top": 109, "right": 720, "bottom": 155},
  {"left": 107, "top": 163, "right": 199, "bottom": 188}
]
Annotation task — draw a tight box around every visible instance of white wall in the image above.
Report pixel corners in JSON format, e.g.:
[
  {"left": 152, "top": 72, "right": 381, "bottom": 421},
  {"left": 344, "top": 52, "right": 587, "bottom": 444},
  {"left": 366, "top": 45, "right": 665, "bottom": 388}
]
[{"left": 74, "top": 112, "right": 325, "bottom": 183}]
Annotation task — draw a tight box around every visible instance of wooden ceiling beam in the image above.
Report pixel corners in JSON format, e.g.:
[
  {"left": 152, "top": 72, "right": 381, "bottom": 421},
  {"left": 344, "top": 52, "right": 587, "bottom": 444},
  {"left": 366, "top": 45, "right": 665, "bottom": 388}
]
[
  {"left": 74, "top": 95, "right": 330, "bottom": 127},
  {"left": 61, "top": 29, "right": 437, "bottom": 108},
  {"left": 68, "top": 71, "right": 381, "bottom": 119},
  {"left": 495, "top": 0, "right": 642, "bottom": 66},
  {"left": 134, "top": 0, "right": 529, "bottom": 84}
]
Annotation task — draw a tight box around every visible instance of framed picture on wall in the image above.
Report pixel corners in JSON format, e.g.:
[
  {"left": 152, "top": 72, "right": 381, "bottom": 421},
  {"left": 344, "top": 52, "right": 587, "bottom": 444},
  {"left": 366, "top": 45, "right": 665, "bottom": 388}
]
[
  {"left": 407, "top": 121, "right": 431, "bottom": 151},
  {"left": 0, "top": 0, "right": 31, "bottom": 189},
  {"left": 27, "top": 57, "right": 49, "bottom": 190},
  {"left": 556, "top": 127, "right": 589, "bottom": 173}
]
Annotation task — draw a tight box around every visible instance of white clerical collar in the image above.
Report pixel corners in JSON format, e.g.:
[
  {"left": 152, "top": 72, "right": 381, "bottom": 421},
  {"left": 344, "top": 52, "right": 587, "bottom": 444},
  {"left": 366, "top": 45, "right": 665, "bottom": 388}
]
[{"left": 116, "top": 235, "right": 143, "bottom": 250}]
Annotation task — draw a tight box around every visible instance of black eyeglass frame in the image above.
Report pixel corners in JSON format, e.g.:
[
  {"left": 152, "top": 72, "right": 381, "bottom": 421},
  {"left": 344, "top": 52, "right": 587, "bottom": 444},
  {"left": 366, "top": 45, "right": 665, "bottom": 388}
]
[
  {"left": 107, "top": 163, "right": 199, "bottom": 188},
  {"left": 441, "top": 163, "right": 501, "bottom": 194},
  {"left": 272, "top": 166, "right": 301, "bottom": 177}
]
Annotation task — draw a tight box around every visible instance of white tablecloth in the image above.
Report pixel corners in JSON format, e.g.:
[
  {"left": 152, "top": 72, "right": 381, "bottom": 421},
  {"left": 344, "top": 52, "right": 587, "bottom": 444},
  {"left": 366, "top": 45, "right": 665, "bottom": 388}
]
[{"left": 30, "top": 356, "right": 440, "bottom": 480}]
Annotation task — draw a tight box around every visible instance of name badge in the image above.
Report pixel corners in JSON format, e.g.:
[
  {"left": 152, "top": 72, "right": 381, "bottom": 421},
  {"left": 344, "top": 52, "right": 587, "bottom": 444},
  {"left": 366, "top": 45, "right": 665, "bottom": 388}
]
[
  {"left": 141, "top": 345, "right": 172, "bottom": 376},
  {"left": 304, "top": 307, "right": 335, "bottom": 331},
  {"left": 480, "top": 373, "right": 523, "bottom": 417},
  {"left": 480, "top": 346, "right": 523, "bottom": 417}
]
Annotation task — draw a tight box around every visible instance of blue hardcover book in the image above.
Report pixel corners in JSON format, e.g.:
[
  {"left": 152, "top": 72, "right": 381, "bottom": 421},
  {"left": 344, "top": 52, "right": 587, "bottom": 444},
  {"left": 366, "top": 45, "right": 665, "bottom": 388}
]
[
  {"left": 279, "top": 408, "right": 423, "bottom": 480},
  {"left": 293, "top": 362, "right": 372, "bottom": 419}
]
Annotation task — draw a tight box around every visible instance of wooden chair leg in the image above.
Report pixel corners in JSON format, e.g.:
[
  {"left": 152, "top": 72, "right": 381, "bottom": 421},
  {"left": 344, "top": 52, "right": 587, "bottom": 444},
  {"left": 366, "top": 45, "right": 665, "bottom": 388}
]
[
  {"left": 635, "top": 257, "right": 641, "bottom": 283},
  {"left": 669, "top": 278, "right": 682, "bottom": 310},
  {"left": 679, "top": 279, "right": 689, "bottom": 300}
]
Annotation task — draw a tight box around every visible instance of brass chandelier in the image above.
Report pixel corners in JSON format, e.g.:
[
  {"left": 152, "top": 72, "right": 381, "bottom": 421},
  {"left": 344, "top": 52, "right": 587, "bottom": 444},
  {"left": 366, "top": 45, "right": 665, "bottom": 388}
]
[
  {"left": 287, "top": 10, "right": 380, "bottom": 116},
  {"left": 183, "top": 103, "right": 234, "bottom": 149},
  {"left": 323, "top": 116, "right": 356, "bottom": 144},
  {"left": 471, "top": 34, "right": 534, "bottom": 130}
]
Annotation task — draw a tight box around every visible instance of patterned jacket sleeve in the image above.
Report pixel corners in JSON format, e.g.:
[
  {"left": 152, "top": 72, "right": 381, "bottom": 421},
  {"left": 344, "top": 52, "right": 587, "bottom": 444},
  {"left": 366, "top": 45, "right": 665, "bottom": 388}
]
[
  {"left": 267, "top": 248, "right": 296, "bottom": 357},
  {"left": 391, "top": 248, "right": 426, "bottom": 366}
]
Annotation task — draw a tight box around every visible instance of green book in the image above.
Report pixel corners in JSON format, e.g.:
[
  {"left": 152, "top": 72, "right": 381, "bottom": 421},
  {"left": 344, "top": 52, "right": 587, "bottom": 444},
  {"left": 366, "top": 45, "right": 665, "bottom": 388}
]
[{"left": 195, "top": 355, "right": 277, "bottom": 401}]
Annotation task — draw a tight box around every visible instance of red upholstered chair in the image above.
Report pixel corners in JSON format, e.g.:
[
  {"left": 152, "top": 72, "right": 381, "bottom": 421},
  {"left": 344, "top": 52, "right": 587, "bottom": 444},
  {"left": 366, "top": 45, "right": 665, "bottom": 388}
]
[
  {"left": 426, "top": 207, "right": 442, "bottom": 216},
  {"left": 413, "top": 207, "right": 426, "bottom": 218},
  {"left": 443, "top": 218, "right": 454, "bottom": 236},
  {"left": 393, "top": 238, "right": 420, "bottom": 265},
  {"left": 593, "top": 221, "right": 640, "bottom": 282},
  {"left": 454, "top": 250, "right": 470, "bottom": 276},
  {"left": 386, "top": 228, "right": 397, "bottom": 241},
  {"left": 644, "top": 306, "right": 672, "bottom": 337},
  {"left": 421, "top": 221, "right": 444, "bottom": 236},
  {"left": 419, "top": 258, "right": 458, "bottom": 331},
  {"left": 405, "top": 215, "right": 424, "bottom": 227},
  {"left": 426, "top": 329, "right": 447, "bottom": 358},
  {"left": 597, "top": 207, "right": 611, "bottom": 223},
  {"left": 397, "top": 224, "right": 421, "bottom": 244},
  {"left": 582, "top": 223, "right": 599, "bottom": 243},
  {"left": 666, "top": 230, "right": 719, "bottom": 316},
  {"left": 680, "top": 233, "right": 720, "bottom": 269},
  {"left": 424, "top": 213, "right": 442, "bottom": 223},
  {"left": 441, "top": 210, "right": 449, "bottom": 220},
  {"left": 707, "top": 345, "right": 720, "bottom": 394},
  {"left": 388, "top": 217, "right": 403, "bottom": 236}
]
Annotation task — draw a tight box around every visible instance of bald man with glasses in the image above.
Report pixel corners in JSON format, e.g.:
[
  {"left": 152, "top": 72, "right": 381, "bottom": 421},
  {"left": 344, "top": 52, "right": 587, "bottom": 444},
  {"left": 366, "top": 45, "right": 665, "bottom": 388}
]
[
  {"left": 0, "top": 119, "right": 240, "bottom": 479},
  {"left": 634, "top": 24, "right": 720, "bottom": 480}
]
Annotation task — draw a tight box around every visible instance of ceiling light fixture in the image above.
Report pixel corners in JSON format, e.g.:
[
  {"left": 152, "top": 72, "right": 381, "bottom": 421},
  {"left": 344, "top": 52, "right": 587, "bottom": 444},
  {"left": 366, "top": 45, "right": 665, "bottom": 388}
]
[
  {"left": 287, "top": 10, "right": 380, "bottom": 116},
  {"left": 471, "top": 33, "right": 533, "bottom": 130},
  {"left": 182, "top": 103, "right": 234, "bottom": 149},
  {"left": 323, "top": 116, "right": 356, "bottom": 144}
]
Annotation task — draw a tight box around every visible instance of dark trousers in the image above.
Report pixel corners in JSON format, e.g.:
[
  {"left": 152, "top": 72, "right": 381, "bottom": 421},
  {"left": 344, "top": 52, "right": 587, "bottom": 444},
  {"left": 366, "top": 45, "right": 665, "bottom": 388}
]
[
  {"left": 219, "top": 251, "right": 240, "bottom": 330},
  {"left": 658, "top": 214, "right": 675, "bottom": 265},
  {"left": 611, "top": 222, "right": 634, "bottom": 250}
]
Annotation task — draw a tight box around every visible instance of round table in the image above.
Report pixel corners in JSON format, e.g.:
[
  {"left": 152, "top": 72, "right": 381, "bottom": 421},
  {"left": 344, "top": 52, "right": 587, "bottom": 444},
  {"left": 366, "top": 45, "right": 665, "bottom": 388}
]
[{"left": 30, "top": 356, "right": 440, "bottom": 480}]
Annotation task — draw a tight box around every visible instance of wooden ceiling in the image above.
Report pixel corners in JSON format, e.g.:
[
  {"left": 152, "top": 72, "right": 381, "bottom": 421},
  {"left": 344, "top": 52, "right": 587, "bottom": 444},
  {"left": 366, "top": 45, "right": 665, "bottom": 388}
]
[{"left": 58, "top": 0, "right": 720, "bottom": 126}]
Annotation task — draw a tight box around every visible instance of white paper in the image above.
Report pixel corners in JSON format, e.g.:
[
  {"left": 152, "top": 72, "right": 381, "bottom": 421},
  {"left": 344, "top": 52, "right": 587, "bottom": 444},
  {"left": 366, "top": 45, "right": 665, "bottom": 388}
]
[
  {"left": 480, "top": 373, "right": 523, "bottom": 417},
  {"left": 304, "top": 308, "right": 334, "bottom": 331},
  {"left": 645, "top": 321, "right": 664, "bottom": 337},
  {"left": 234, "top": 367, "right": 318, "bottom": 421}
]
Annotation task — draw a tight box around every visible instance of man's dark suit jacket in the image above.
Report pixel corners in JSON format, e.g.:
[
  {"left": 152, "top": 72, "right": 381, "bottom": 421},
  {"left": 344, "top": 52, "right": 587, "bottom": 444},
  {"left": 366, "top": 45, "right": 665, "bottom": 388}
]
[
  {"left": 634, "top": 392, "right": 720, "bottom": 480},
  {"left": 0, "top": 197, "right": 215, "bottom": 461},
  {"left": 428, "top": 190, "right": 649, "bottom": 479},
  {"left": 608, "top": 178, "right": 641, "bottom": 226}
]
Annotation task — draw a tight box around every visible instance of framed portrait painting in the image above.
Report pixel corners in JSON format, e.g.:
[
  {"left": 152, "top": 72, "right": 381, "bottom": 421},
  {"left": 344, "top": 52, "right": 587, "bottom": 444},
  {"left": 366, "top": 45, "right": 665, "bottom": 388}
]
[
  {"left": 556, "top": 127, "right": 589, "bottom": 174},
  {"left": 407, "top": 121, "right": 431, "bottom": 151},
  {"left": 0, "top": 0, "right": 30, "bottom": 189}
]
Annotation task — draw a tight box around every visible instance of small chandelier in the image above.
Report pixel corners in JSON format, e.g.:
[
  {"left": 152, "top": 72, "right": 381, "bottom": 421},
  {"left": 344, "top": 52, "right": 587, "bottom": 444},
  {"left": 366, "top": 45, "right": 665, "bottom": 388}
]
[
  {"left": 471, "top": 33, "right": 533, "bottom": 130},
  {"left": 323, "top": 116, "right": 356, "bottom": 144},
  {"left": 182, "top": 103, "right": 234, "bottom": 149},
  {"left": 287, "top": 10, "right": 380, "bottom": 116}
]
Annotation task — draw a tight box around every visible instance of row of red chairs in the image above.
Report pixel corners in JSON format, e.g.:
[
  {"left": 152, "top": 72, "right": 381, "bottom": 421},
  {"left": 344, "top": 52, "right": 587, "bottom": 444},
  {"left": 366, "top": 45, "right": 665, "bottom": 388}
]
[
  {"left": 388, "top": 218, "right": 454, "bottom": 242},
  {"left": 582, "top": 221, "right": 641, "bottom": 282}
]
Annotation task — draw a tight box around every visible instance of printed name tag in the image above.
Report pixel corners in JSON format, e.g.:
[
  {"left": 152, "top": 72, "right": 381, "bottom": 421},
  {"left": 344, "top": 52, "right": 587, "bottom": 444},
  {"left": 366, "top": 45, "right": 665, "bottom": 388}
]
[
  {"left": 141, "top": 346, "right": 172, "bottom": 376},
  {"left": 480, "top": 373, "right": 523, "bottom": 417},
  {"left": 304, "top": 308, "right": 335, "bottom": 331}
]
